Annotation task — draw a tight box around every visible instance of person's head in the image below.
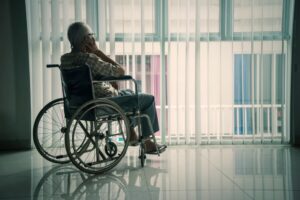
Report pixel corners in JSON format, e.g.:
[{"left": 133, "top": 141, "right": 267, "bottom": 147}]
[{"left": 67, "top": 22, "right": 94, "bottom": 51}]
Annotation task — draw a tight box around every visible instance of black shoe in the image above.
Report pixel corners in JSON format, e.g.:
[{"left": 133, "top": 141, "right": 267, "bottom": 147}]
[{"left": 146, "top": 144, "right": 167, "bottom": 155}]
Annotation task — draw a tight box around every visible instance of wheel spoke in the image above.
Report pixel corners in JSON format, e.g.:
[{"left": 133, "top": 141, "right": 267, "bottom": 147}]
[{"left": 78, "top": 121, "right": 107, "bottom": 160}]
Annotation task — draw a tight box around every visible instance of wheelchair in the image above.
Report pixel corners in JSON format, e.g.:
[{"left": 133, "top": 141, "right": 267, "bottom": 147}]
[{"left": 33, "top": 64, "right": 162, "bottom": 174}]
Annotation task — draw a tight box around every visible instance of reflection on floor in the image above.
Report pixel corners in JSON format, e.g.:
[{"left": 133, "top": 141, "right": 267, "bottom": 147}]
[{"left": 0, "top": 145, "right": 300, "bottom": 200}]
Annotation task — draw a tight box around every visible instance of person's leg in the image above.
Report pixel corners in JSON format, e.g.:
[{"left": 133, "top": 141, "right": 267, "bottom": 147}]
[
  {"left": 137, "top": 94, "right": 159, "bottom": 137},
  {"left": 108, "top": 94, "right": 166, "bottom": 153},
  {"left": 107, "top": 94, "right": 158, "bottom": 137},
  {"left": 137, "top": 94, "right": 166, "bottom": 154}
]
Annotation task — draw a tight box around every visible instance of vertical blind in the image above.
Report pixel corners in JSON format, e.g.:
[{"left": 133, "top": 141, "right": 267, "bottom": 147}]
[{"left": 26, "top": 0, "right": 294, "bottom": 145}]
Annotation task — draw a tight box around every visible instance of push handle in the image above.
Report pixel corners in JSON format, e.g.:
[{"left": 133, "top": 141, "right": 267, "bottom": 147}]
[{"left": 46, "top": 64, "right": 60, "bottom": 68}]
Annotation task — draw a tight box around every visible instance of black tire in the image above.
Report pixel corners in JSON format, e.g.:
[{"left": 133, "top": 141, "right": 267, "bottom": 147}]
[
  {"left": 33, "top": 98, "right": 70, "bottom": 163},
  {"left": 65, "top": 99, "right": 130, "bottom": 174},
  {"left": 105, "top": 142, "right": 118, "bottom": 157},
  {"left": 140, "top": 143, "right": 146, "bottom": 167}
]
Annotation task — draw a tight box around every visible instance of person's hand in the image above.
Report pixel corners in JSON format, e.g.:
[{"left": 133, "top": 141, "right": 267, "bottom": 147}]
[
  {"left": 111, "top": 82, "right": 119, "bottom": 90},
  {"left": 85, "top": 36, "right": 98, "bottom": 53},
  {"left": 79, "top": 35, "right": 98, "bottom": 53}
]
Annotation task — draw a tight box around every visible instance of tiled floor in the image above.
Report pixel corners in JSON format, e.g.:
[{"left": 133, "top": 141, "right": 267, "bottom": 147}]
[{"left": 0, "top": 145, "right": 300, "bottom": 200}]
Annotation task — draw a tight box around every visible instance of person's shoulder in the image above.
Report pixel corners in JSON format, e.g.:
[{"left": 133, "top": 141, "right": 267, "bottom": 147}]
[
  {"left": 61, "top": 52, "right": 91, "bottom": 68},
  {"left": 61, "top": 52, "right": 90, "bottom": 62},
  {"left": 60, "top": 52, "right": 71, "bottom": 60},
  {"left": 61, "top": 52, "right": 73, "bottom": 66},
  {"left": 61, "top": 52, "right": 88, "bottom": 59},
  {"left": 86, "top": 52, "right": 100, "bottom": 60},
  {"left": 85, "top": 53, "right": 108, "bottom": 65}
]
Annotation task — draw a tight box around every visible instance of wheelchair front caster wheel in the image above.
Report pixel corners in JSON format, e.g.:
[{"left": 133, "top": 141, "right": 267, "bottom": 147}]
[{"left": 105, "top": 142, "right": 118, "bottom": 157}]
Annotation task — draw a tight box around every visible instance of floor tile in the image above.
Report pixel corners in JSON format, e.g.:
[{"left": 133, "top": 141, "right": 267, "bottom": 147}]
[
  {"left": 1, "top": 145, "right": 300, "bottom": 200},
  {"left": 151, "top": 190, "right": 253, "bottom": 200}
]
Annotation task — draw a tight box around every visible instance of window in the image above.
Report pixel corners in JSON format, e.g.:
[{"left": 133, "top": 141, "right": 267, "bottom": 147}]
[
  {"left": 26, "top": 0, "right": 293, "bottom": 144},
  {"left": 168, "top": 0, "right": 220, "bottom": 34},
  {"left": 234, "top": 53, "right": 284, "bottom": 136},
  {"left": 108, "top": 0, "right": 156, "bottom": 34}
]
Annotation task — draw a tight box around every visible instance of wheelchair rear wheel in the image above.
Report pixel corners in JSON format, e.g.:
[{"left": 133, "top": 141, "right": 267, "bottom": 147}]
[
  {"left": 33, "top": 98, "right": 70, "bottom": 163},
  {"left": 65, "top": 99, "right": 131, "bottom": 174}
]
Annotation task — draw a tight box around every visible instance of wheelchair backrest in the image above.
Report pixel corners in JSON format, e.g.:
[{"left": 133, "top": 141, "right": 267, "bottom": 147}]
[{"left": 60, "top": 65, "right": 95, "bottom": 120}]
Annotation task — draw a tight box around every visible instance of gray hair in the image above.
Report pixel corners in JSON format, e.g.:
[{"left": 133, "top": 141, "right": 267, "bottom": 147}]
[{"left": 67, "top": 22, "right": 91, "bottom": 49}]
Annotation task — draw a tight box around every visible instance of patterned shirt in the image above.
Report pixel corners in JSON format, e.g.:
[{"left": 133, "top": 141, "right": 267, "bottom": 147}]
[{"left": 60, "top": 52, "right": 123, "bottom": 97}]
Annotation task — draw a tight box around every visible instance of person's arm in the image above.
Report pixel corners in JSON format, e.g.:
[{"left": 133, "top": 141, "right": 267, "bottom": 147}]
[
  {"left": 93, "top": 49, "right": 119, "bottom": 67},
  {"left": 94, "top": 50, "right": 125, "bottom": 77},
  {"left": 84, "top": 36, "right": 125, "bottom": 90},
  {"left": 84, "top": 37, "right": 125, "bottom": 75}
]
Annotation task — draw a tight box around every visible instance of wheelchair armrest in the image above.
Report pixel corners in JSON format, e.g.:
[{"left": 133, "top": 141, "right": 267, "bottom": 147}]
[
  {"left": 93, "top": 75, "right": 139, "bottom": 95},
  {"left": 99, "top": 75, "right": 133, "bottom": 81}
]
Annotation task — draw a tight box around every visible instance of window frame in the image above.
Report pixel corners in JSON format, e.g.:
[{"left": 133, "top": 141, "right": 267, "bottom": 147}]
[{"left": 93, "top": 0, "right": 292, "bottom": 42}]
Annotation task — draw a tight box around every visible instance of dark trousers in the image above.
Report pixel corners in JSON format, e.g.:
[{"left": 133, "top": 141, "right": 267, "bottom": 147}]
[{"left": 108, "top": 94, "right": 159, "bottom": 137}]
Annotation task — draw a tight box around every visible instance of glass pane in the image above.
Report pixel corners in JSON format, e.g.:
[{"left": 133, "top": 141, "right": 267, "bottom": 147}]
[
  {"left": 168, "top": 0, "right": 220, "bottom": 33},
  {"left": 261, "top": 54, "right": 272, "bottom": 104},
  {"left": 234, "top": 54, "right": 252, "bottom": 104},
  {"left": 276, "top": 54, "right": 284, "bottom": 104},
  {"left": 108, "top": 0, "right": 155, "bottom": 34},
  {"left": 233, "top": 0, "right": 283, "bottom": 33}
]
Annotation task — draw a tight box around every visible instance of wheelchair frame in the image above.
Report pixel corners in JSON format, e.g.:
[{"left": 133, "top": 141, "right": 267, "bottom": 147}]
[{"left": 33, "top": 64, "right": 161, "bottom": 174}]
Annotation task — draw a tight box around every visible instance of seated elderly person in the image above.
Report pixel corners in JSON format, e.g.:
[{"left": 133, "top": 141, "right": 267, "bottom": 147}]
[{"left": 61, "top": 22, "right": 166, "bottom": 154}]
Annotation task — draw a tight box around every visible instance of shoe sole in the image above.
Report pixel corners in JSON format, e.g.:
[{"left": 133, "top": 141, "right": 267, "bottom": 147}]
[{"left": 146, "top": 146, "right": 167, "bottom": 155}]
